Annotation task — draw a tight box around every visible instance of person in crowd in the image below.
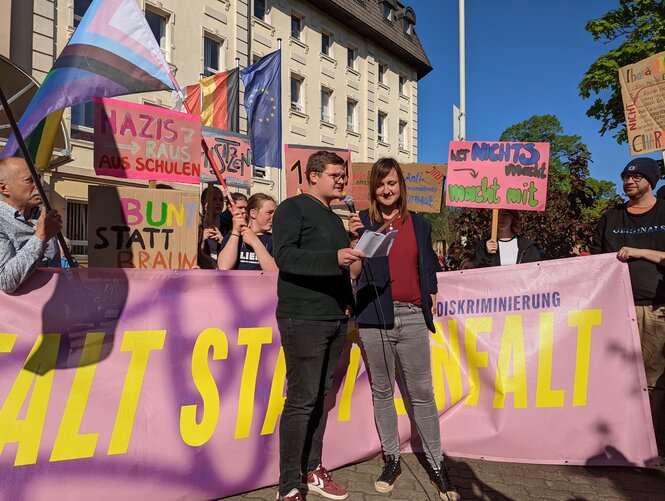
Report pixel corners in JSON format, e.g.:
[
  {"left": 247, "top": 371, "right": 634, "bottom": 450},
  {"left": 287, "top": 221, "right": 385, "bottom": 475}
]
[
  {"left": 657, "top": 184, "right": 665, "bottom": 200},
  {"left": 198, "top": 186, "right": 225, "bottom": 269},
  {"left": 217, "top": 193, "right": 277, "bottom": 271},
  {"left": 443, "top": 242, "right": 461, "bottom": 271},
  {"left": 591, "top": 157, "right": 665, "bottom": 455},
  {"left": 432, "top": 239, "right": 446, "bottom": 270},
  {"left": 219, "top": 192, "right": 248, "bottom": 235},
  {"left": 59, "top": 237, "right": 78, "bottom": 268},
  {"left": 472, "top": 209, "right": 539, "bottom": 267},
  {"left": 352, "top": 158, "right": 460, "bottom": 500},
  {"left": 272, "top": 150, "right": 364, "bottom": 501},
  {"left": 0, "top": 157, "right": 62, "bottom": 293}
]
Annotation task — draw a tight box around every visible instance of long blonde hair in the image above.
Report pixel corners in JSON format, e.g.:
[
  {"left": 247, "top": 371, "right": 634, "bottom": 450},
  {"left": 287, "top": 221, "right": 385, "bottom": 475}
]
[{"left": 368, "top": 157, "right": 409, "bottom": 225}]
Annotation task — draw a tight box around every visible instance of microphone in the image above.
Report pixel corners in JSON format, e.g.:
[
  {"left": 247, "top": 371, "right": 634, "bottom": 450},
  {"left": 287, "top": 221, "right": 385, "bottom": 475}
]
[{"left": 344, "top": 195, "right": 356, "bottom": 214}]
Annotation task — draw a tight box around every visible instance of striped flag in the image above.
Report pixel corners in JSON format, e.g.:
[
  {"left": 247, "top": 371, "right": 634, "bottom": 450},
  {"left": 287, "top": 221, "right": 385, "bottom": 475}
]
[
  {"left": 183, "top": 69, "right": 239, "bottom": 132},
  {"left": 1, "top": 0, "right": 178, "bottom": 163}
]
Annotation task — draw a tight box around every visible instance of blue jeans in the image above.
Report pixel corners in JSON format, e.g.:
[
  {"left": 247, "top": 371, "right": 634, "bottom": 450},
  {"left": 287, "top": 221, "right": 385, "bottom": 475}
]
[
  {"left": 276, "top": 317, "right": 348, "bottom": 496},
  {"left": 359, "top": 302, "right": 443, "bottom": 469}
]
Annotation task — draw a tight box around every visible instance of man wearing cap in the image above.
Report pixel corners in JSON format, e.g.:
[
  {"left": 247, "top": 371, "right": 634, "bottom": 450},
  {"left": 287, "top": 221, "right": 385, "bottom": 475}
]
[{"left": 591, "top": 157, "right": 665, "bottom": 452}]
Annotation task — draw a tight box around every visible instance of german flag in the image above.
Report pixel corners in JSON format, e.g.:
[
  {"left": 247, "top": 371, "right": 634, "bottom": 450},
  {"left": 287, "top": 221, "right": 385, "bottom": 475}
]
[{"left": 184, "top": 69, "right": 239, "bottom": 132}]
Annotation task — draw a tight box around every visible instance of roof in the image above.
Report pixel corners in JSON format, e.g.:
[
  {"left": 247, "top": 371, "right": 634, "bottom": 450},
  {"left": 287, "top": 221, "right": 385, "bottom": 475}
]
[{"left": 303, "top": 0, "right": 433, "bottom": 79}]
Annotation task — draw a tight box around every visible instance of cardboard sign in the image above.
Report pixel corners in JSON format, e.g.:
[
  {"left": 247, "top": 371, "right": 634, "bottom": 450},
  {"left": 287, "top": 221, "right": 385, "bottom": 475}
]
[
  {"left": 285, "top": 144, "right": 351, "bottom": 198},
  {"left": 201, "top": 127, "right": 252, "bottom": 188},
  {"left": 351, "top": 163, "right": 446, "bottom": 212},
  {"left": 87, "top": 186, "right": 199, "bottom": 269},
  {"left": 619, "top": 52, "right": 665, "bottom": 156},
  {"left": 447, "top": 141, "right": 549, "bottom": 211},
  {"left": 94, "top": 97, "right": 202, "bottom": 184}
]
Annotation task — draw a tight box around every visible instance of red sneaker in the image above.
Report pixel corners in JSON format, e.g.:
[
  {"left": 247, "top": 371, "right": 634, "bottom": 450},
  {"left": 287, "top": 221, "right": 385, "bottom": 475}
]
[{"left": 303, "top": 465, "right": 348, "bottom": 499}]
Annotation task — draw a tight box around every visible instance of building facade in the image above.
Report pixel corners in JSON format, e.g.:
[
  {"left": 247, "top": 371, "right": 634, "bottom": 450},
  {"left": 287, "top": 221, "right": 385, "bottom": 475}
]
[{"left": 1, "top": 0, "right": 432, "bottom": 262}]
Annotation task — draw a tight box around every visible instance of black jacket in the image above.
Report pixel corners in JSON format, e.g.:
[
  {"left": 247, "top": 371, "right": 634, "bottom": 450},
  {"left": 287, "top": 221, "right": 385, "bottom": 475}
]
[
  {"left": 472, "top": 236, "right": 540, "bottom": 268},
  {"left": 355, "top": 210, "right": 439, "bottom": 333}
]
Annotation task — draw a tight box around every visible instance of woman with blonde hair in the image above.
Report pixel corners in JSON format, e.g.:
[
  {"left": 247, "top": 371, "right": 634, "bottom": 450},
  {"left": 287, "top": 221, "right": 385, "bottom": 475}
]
[
  {"left": 217, "top": 193, "right": 277, "bottom": 271},
  {"left": 352, "top": 158, "right": 460, "bottom": 500}
]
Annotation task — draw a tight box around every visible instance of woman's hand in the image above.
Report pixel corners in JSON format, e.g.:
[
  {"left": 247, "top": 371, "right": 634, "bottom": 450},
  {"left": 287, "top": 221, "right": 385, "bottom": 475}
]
[
  {"left": 486, "top": 239, "right": 498, "bottom": 254},
  {"left": 202, "top": 226, "right": 222, "bottom": 243},
  {"left": 241, "top": 226, "right": 259, "bottom": 247},
  {"left": 231, "top": 209, "right": 248, "bottom": 234}
]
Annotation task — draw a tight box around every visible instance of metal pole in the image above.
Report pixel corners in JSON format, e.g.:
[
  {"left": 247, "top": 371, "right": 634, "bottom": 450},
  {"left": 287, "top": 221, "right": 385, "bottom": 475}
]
[
  {"left": 0, "top": 84, "right": 76, "bottom": 268},
  {"left": 459, "top": 0, "right": 466, "bottom": 140}
]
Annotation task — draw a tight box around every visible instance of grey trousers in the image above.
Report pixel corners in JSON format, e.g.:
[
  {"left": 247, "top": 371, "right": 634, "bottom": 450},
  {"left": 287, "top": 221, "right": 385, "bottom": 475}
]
[{"left": 359, "top": 302, "right": 443, "bottom": 469}]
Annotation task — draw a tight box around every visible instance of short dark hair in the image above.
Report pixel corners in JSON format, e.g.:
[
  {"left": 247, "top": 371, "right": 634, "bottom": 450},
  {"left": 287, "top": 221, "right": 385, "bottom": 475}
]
[
  {"left": 230, "top": 192, "right": 248, "bottom": 204},
  {"left": 305, "top": 151, "right": 344, "bottom": 184}
]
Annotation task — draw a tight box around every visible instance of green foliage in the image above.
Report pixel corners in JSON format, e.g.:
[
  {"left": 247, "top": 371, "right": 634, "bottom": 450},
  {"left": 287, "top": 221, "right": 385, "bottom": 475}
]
[
  {"left": 579, "top": 0, "right": 665, "bottom": 143},
  {"left": 422, "top": 208, "right": 458, "bottom": 246}
]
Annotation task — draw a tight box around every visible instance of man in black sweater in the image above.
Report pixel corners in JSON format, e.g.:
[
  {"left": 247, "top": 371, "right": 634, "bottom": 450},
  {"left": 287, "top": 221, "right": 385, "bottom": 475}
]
[
  {"left": 272, "top": 151, "right": 363, "bottom": 501},
  {"left": 591, "top": 157, "right": 665, "bottom": 453}
]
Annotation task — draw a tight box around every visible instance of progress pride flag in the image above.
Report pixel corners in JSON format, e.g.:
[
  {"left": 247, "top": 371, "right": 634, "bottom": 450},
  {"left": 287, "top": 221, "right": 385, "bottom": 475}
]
[{"left": 0, "top": 256, "right": 657, "bottom": 501}]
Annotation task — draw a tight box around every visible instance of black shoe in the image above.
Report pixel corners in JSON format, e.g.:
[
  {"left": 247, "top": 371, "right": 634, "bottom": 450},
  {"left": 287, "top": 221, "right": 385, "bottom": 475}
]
[
  {"left": 374, "top": 455, "right": 401, "bottom": 493},
  {"left": 431, "top": 459, "right": 460, "bottom": 501}
]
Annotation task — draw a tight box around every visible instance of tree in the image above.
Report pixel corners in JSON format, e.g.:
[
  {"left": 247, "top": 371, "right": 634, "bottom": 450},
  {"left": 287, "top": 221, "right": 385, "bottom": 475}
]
[
  {"left": 579, "top": 0, "right": 665, "bottom": 144},
  {"left": 450, "top": 115, "right": 621, "bottom": 260}
]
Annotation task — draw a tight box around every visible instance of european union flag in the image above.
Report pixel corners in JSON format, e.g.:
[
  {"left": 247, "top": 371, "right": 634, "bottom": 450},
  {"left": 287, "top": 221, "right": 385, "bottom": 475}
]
[{"left": 240, "top": 49, "right": 282, "bottom": 168}]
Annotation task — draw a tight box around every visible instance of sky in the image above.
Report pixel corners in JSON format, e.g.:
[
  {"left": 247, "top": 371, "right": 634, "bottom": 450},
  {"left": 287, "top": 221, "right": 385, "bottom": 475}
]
[{"left": 409, "top": 0, "right": 662, "bottom": 193}]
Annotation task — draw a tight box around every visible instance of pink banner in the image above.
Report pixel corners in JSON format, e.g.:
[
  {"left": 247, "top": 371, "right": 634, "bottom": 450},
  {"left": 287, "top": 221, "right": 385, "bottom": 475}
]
[
  {"left": 0, "top": 256, "right": 657, "bottom": 501},
  {"left": 447, "top": 140, "right": 550, "bottom": 210},
  {"left": 94, "top": 98, "right": 202, "bottom": 184}
]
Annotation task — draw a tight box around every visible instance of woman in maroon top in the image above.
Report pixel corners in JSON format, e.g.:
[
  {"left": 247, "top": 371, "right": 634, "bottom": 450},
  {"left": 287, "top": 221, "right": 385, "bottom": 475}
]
[{"left": 353, "top": 158, "right": 460, "bottom": 500}]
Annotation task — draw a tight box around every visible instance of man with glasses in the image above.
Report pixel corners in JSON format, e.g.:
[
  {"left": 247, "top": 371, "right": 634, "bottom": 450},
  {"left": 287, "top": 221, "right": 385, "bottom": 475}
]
[
  {"left": 272, "top": 151, "right": 364, "bottom": 501},
  {"left": 591, "top": 157, "right": 665, "bottom": 456}
]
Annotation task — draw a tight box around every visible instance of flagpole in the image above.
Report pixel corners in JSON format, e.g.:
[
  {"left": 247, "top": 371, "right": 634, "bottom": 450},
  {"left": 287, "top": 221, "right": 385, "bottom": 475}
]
[
  {"left": 277, "top": 38, "right": 283, "bottom": 203},
  {"left": 0, "top": 84, "right": 76, "bottom": 268},
  {"left": 235, "top": 57, "right": 241, "bottom": 133}
]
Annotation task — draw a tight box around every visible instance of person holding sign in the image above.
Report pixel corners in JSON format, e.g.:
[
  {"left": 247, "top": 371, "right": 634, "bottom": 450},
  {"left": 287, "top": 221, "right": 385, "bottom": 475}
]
[
  {"left": 0, "top": 157, "right": 62, "bottom": 293},
  {"left": 272, "top": 151, "right": 364, "bottom": 501},
  {"left": 352, "top": 158, "right": 459, "bottom": 500},
  {"left": 217, "top": 193, "right": 277, "bottom": 271},
  {"left": 472, "top": 209, "right": 540, "bottom": 267}
]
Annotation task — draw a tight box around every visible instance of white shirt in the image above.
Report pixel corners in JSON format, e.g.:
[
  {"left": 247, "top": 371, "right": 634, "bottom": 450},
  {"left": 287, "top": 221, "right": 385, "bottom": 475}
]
[{"left": 498, "top": 237, "right": 519, "bottom": 265}]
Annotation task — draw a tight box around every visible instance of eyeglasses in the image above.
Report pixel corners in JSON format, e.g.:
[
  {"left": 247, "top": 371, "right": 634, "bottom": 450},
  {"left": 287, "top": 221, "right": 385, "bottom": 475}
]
[
  {"left": 621, "top": 174, "right": 644, "bottom": 182},
  {"left": 319, "top": 171, "right": 348, "bottom": 183}
]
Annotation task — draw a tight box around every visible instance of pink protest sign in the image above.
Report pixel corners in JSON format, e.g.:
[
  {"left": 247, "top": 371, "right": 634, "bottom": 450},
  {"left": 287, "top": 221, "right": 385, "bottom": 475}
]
[
  {"left": 94, "top": 97, "right": 202, "bottom": 184},
  {"left": 0, "top": 256, "right": 656, "bottom": 501},
  {"left": 447, "top": 141, "right": 550, "bottom": 211},
  {"left": 201, "top": 126, "right": 252, "bottom": 188}
]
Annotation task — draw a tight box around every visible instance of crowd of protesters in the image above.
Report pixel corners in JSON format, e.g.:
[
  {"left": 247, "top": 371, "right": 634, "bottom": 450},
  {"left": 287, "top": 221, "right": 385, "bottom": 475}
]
[{"left": 1, "top": 152, "right": 663, "bottom": 501}]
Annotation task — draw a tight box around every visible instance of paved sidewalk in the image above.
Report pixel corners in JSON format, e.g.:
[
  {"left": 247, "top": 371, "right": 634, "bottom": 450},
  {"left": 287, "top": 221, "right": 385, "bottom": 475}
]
[{"left": 221, "top": 453, "right": 665, "bottom": 501}]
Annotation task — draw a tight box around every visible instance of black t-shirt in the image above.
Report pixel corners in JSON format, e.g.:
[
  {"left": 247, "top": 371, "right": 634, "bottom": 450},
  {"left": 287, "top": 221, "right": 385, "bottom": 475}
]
[
  {"left": 220, "top": 232, "right": 273, "bottom": 270},
  {"left": 591, "top": 199, "right": 665, "bottom": 305}
]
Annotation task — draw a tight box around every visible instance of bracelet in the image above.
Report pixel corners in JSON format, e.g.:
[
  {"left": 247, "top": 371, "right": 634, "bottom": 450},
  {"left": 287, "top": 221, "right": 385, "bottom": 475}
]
[{"left": 230, "top": 233, "right": 240, "bottom": 237}]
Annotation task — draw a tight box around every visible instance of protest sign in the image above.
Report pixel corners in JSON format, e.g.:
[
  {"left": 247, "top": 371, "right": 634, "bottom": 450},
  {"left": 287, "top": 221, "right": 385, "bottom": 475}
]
[
  {"left": 87, "top": 186, "right": 199, "bottom": 269},
  {"left": 285, "top": 144, "right": 351, "bottom": 198},
  {"left": 351, "top": 163, "right": 446, "bottom": 212},
  {"left": 201, "top": 127, "right": 252, "bottom": 188},
  {"left": 619, "top": 52, "right": 665, "bottom": 155},
  {"left": 447, "top": 141, "right": 549, "bottom": 211},
  {"left": 94, "top": 98, "right": 202, "bottom": 184},
  {"left": 0, "top": 255, "right": 657, "bottom": 501}
]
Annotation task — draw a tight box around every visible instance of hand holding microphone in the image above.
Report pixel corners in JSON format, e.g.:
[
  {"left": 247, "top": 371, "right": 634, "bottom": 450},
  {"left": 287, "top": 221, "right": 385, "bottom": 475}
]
[{"left": 344, "top": 196, "right": 364, "bottom": 242}]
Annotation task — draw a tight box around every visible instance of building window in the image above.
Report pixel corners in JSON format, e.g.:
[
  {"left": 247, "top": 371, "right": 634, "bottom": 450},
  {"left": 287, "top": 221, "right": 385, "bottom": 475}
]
[
  {"left": 377, "top": 112, "right": 387, "bottom": 142},
  {"left": 203, "top": 36, "right": 221, "bottom": 76},
  {"left": 321, "top": 32, "right": 332, "bottom": 56},
  {"left": 145, "top": 8, "right": 167, "bottom": 58},
  {"left": 347, "top": 46, "right": 357, "bottom": 69},
  {"left": 66, "top": 200, "right": 88, "bottom": 256},
  {"left": 70, "top": 102, "right": 94, "bottom": 141},
  {"left": 346, "top": 99, "right": 357, "bottom": 132},
  {"left": 399, "top": 75, "right": 406, "bottom": 95},
  {"left": 291, "top": 14, "right": 302, "bottom": 40},
  {"left": 321, "top": 89, "right": 332, "bottom": 123},
  {"left": 290, "top": 75, "right": 303, "bottom": 112},
  {"left": 399, "top": 120, "right": 407, "bottom": 150},
  {"left": 383, "top": 3, "right": 393, "bottom": 20},
  {"left": 378, "top": 63, "right": 387, "bottom": 84},
  {"left": 254, "top": 0, "right": 266, "bottom": 20},
  {"left": 403, "top": 18, "right": 413, "bottom": 35},
  {"left": 73, "top": 0, "right": 93, "bottom": 27}
]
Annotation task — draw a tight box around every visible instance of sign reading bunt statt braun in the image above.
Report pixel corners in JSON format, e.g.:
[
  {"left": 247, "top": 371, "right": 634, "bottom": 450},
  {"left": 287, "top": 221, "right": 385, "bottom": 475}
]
[{"left": 619, "top": 51, "right": 665, "bottom": 156}]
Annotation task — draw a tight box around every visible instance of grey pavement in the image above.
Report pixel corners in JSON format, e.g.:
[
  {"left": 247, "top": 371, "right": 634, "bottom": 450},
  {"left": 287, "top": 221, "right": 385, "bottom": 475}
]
[{"left": 221, "top": 453, "right": 665, "bottom": 501}]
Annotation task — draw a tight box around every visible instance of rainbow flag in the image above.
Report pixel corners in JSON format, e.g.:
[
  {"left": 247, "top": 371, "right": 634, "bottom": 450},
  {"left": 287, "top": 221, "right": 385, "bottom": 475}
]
[
  {"left": 183, "top": 69, "right": 239, "bottom": 132},
  {"left": 1, "top": 0, "right": 178, "bottom": 164}
]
